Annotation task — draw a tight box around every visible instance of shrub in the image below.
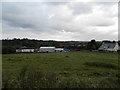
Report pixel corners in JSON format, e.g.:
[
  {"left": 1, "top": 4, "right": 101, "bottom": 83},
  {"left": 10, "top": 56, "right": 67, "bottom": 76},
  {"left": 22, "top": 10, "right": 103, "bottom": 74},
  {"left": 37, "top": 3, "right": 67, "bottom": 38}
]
[
  {"left": 2, "top": 46, "right": 16, "bottom": 54},
  {"left": 84, "top": 62, "right": 117, "bottom": 69}
]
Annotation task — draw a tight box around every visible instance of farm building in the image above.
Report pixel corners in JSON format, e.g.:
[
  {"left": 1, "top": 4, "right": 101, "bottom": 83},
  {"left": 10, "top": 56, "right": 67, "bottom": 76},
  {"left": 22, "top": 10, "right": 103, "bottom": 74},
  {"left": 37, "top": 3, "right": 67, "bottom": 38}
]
[
  {"left": 64, "top": 49, "right": 70, "bottom": 52},
  {"left": 39, "top": 47, "right": 70, "bottom": 53},
  {"left": 55, "top": 48, "right": 64, "bottom": 52},
  {"left": 16, "top": 46, "right": 35, "bottom": 53},
  {"left": 16, "top": 49, "right": 35, "bottom": 53},
  {"left": 39, "top": 47, "right": 55, "bottom": 52},
  {"left": 98, "top": 42, "right": 119, "bottom": 52},
  {"left": 16, "top": 46, "right": 70, "bottom": 53}
]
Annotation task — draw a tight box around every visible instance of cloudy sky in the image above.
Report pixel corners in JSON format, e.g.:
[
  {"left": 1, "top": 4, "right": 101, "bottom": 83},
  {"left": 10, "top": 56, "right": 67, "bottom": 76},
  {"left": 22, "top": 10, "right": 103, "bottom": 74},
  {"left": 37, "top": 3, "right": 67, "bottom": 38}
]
[{"left": 1, "top": 1, "right": 118, "bottom": 41}]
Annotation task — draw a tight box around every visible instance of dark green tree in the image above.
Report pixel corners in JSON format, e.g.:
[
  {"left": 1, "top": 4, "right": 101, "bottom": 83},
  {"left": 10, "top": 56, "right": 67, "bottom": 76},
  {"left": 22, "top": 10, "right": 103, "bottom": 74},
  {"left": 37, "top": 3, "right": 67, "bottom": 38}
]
[{"left": 87, "top": 39, "right": 97, "bottom": 50}]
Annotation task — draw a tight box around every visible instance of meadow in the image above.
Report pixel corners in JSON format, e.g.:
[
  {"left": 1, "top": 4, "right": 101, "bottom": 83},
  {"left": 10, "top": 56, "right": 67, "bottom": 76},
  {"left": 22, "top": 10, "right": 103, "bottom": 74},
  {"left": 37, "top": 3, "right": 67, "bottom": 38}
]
[{"left": 2, "top": 51, "right": 120, "bottom": 88}]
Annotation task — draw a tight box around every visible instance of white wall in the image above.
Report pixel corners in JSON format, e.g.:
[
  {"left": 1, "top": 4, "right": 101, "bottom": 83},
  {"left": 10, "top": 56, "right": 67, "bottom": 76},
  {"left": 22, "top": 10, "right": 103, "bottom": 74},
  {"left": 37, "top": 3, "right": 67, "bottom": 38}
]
[{"left": 39, "top": 47, "right": 55, "bottom": 52}]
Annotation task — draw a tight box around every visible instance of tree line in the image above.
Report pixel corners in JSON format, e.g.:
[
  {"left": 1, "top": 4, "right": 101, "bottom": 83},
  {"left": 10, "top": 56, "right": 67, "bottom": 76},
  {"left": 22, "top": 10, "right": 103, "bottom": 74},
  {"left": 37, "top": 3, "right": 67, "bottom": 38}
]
[{"left": 1, "top": 38, "right": 119, "bottom": 54}]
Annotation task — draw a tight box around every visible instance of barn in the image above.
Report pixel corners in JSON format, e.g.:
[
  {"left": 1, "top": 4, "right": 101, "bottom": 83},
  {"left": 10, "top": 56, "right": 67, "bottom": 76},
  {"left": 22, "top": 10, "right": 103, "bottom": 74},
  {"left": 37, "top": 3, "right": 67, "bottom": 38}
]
[
  {"left": 16, "top": 46, "right": 35, "bottom": 53},
  {"left": 55, "top": 48, "right": 64, "bottom": 52},
  {"left": 16, "top": 49, "right": 34, "bottom": 53},
  {"left": 21, "top": 49, "right": 34, "bottom": 53},
  {"left": 98, "top": 42, "right": 119, "bottom": 52},
  {"left": 39, "top": 47, "right": 55, "bottom": 52}
]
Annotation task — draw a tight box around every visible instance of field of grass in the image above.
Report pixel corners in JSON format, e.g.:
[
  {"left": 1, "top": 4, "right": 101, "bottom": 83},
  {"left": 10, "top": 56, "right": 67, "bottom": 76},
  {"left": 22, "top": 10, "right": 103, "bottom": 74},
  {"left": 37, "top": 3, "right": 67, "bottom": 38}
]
[{"left": 2, "top": 51, "right": 120, "bottom": 88}]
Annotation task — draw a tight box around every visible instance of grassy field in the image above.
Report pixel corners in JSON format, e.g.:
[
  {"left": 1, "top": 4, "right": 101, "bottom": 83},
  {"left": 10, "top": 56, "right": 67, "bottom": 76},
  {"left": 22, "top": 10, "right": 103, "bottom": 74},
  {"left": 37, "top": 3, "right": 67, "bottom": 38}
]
[{"left": 2, "top": 51, "right": 120, "bottom": 88}]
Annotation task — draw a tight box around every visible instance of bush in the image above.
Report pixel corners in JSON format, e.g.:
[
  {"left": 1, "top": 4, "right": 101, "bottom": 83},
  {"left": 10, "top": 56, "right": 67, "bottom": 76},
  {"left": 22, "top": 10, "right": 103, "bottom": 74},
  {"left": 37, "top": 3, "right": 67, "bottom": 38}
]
[
  {"left": 84, "top": 62, "right": 117, "bottom": 69},
  {"left": 2, "top": 46, "right": 16, "bottom": 54}
]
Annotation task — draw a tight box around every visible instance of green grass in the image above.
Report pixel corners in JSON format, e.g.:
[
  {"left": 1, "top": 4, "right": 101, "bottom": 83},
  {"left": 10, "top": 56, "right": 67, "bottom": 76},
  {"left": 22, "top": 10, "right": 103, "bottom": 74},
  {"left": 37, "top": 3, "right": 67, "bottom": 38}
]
[{"left": 2, "top": 51, "right": 120, "bottom": 88}]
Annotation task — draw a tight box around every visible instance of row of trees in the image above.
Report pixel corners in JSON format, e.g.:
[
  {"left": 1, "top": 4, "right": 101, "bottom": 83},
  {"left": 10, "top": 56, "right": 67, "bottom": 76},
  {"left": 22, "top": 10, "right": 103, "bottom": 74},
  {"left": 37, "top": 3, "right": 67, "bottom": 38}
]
[
  {"left": 87, "top": 40, "right": 101, "bottom": 50},
  {"left": 2, "top": 38, "right": 118, "bottom": 54}
]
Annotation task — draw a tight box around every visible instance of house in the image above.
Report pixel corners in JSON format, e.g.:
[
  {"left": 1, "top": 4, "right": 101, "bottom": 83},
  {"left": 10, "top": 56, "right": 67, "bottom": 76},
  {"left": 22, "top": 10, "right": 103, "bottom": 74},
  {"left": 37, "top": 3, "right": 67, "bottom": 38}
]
[
  {"left": 98, "top": 42, "right": 119, "bottom": 52},
  {"left": 39, "top": 47, "right": 55, "bottom": 52}
]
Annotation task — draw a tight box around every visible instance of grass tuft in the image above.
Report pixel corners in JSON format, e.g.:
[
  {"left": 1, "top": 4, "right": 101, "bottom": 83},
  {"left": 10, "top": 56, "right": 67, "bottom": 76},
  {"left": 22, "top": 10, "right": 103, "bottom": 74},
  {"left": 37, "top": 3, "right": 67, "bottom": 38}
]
[{"left": 84, "top": 62, "right": 117, "bottom": 69}]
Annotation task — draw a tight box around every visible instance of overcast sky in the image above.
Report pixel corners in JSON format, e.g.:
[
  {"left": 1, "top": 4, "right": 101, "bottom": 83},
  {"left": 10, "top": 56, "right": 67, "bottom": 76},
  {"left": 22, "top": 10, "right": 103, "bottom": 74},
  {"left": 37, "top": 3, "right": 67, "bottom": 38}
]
[{"left": 2, "top": 1, "right": 118, "bottom": 41}]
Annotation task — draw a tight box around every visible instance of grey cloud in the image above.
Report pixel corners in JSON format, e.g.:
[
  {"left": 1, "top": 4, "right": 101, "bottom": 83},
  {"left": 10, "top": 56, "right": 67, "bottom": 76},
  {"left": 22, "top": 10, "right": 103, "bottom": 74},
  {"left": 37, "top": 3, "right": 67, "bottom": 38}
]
[
  {"left": 43, "top": 2, "right": 68, "bottom": 6},
  {"left": 2, "top": 3, "right": 54, "bottom": 31},
  {"left": 2, "top": 2, "right": 118, "bottom": 41},
  {"left": 68, "top": 2, "right": 93, "bottom": 15}
]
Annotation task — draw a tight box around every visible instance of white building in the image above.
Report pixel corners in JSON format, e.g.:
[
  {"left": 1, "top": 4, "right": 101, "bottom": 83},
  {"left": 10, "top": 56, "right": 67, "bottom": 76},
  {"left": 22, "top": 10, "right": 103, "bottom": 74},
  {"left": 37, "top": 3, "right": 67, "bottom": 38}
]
[
  {"left": 22, "top": 49, "right": 34, "bottom": 53},
  {"left": 39, "top": 47, "right": 55, "bottom": 52},
  {"left": 55, "top": 48, "right": 64, "bottom": 52},
  {"left": 16, "top": 49, "right": 34, "bottom": 53},
  {"left": 98, "top": 42, "right": 120, "bottom": 52}
]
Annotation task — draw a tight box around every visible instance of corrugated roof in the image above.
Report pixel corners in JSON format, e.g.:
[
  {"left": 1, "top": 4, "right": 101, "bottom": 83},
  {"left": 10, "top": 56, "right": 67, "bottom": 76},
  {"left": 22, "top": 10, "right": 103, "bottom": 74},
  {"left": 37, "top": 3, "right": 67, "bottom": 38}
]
[
  {"left": 98, "top": 43, "right": 116, "bottom": 50},
  {"left": 40, "top": 47, "right": 55, "bottom": 49},
  {"left": 55, "top": 48, "right": 64, "bottom": 50}
]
